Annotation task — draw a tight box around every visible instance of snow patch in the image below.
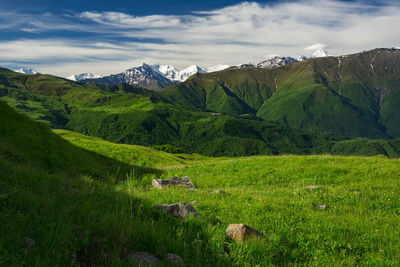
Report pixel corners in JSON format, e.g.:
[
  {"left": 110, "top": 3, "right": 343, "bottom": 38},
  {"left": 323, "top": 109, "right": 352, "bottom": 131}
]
[
  {"left": 14, "top": 68, "right": 40, "bottom": 74},
  {"left": 312, "top": 49, "right": 329, "bottom": 58},
  {"left": 67, "top": 72, "right": 102, "bottom": 81}
]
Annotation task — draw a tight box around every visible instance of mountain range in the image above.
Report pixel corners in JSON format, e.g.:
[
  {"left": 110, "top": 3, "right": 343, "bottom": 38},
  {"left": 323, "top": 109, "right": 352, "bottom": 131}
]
[
  {"left": 68, "top": 52, "right": 318, "bottom": 90},
  {"left": 161, "top": 48, "right": 400, "bottom": 139},
  {"left": 4, "top": 47, "right": 400, "bottom": 155},
  {"left": 78, "top": 63, "right": 229, "bottom": 90},
  {"left": 14, "top": 48, "right": 325, "bottom": 91}
]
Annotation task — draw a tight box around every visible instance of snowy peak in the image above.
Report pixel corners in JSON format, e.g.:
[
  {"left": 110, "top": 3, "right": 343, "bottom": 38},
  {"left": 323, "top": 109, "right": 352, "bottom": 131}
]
[
  {"left": 15, "top": 68, "right": 40, "bottom": 74},
  {"left": 233, "top": 63, "right": 256, "bottom": 69},
  {"left": 257, "top": 56, "right": 298, "bottom": 69},
  {"left": 296, "top": 55, "right": 308, "bottom": 61},
  {"left": 67, "top": 72, "right": 101, "bottom": 81},
  {"left": 313, "top": 49, "right": 329, "bottom": 58},
  {"left": 176, "top": 65, "right": 207, "bottom": 82},
  {"left": 151, "top": 64, "right": 181, "bottom": 81}
]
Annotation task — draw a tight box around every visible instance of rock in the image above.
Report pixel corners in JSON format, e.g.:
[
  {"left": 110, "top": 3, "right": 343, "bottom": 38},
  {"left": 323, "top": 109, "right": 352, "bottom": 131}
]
[
  {"left": 127, "top": 251, "right": 161, "bottom": 266},
  {"left": 166, "top": 254, "right": 185, "bottom": 265},
  {"left": 314, "top": 204, "right": 328, "bottom": 210},
  {"left": 190, "top": 201, "right": 198, "bottom": 205},
  {"left": 305, "top": 186, "right": 322, "bottom": 191},
  {"left": 226, "top": 224, "right": 267, "bottom": 242},
  {"left": 211, "top": 189, "right": 229, "bottom": 195},
  {"left": 153, "top": 202, "right": 199, "bottom": 219},
  {"left": 152, "top": 176, "right": 195, "bottom": 189},
  {"left": 22, "top": 237, "right": 35, "bottom": 253}
]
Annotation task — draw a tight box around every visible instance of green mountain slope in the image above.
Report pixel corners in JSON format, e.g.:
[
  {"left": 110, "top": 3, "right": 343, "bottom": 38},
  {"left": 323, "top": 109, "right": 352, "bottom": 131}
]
[
  {"left": 0, "top": 68, "right": 333, "bottom": 156},
  {"left": 161, "top": 48, "right": 400, "bottom": 139}
]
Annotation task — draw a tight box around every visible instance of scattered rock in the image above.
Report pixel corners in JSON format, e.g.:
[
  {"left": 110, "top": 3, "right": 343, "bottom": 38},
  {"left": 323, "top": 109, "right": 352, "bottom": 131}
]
[
  {"left": 314, "top": 204, "right": 328, "bottom": 210},
  {"left": 152, "top": 176, "right": 195, "bottom": 189},
  {"left": 211, "top": 189, "right": 229, "bottom": 195},
  {"left": 22, "top": 237, "right": 35, "bottom": 253},
  {"left": 190, "top": 201, "right": 198, "bottom": 205},
  {"left": 226, "top": 224, "right": 268, "bottom": 242},
  {"left": 127, "top": 251, "right": 160, "bottom": 266},
  {"left": 305, "top": 186, "right": 322, "bottom": 191},
  {"left": 166, "top": 254, "right": 185, "bottom": 265},
  {"left": 153, "top": 202, "right": 199, "bottom": 219}
]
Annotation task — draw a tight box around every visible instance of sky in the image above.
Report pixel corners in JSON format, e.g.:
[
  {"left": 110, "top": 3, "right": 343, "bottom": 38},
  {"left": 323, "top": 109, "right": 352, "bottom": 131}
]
[{"left": 1, "top": 0, "right": 399, "bottom": 77}]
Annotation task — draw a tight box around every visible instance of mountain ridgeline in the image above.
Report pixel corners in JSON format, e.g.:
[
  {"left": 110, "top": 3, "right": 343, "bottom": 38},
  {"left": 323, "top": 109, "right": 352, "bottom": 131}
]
[{"left": 161, "top": 48, "right": 400, "bottom": 139}]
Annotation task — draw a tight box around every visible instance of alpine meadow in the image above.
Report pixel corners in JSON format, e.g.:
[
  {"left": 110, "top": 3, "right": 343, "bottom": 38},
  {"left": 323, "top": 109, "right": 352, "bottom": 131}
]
[{"left": 1, "top": 0, "right": 400, "bottom": 266}]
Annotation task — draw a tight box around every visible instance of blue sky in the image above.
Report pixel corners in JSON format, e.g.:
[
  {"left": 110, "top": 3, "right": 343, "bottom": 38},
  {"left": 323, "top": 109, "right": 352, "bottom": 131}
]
[{"left": 1, "top": 0, "right": 399, "bottom": 76}]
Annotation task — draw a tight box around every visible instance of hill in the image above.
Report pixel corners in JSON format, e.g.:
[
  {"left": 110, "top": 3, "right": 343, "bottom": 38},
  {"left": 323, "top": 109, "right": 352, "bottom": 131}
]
[
  {"left": 0, "top": 99, "right": 135, "bottom": 176},
  {"left": 161, "top": 48, "right": 400, "bottom": 139}
]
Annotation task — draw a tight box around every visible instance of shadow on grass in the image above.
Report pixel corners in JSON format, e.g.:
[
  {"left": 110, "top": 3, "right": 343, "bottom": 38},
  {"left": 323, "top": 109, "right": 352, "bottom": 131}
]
[{"left": 0, "top": 152, "right": 232, "bottom": 266}]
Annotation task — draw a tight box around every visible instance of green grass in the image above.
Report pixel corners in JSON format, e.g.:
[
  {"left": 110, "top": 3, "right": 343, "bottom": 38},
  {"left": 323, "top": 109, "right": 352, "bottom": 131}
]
[{"left": 2, "top": 99, "right": 400, "bottom": 265}]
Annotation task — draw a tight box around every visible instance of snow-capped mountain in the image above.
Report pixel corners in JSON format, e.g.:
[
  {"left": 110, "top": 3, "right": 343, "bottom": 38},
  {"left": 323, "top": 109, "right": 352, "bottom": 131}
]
[
  {"left": 67, "top": 73, "right": 102, "bottom": 81},
  {"left": 151, "top": 64, "right": 181, "bottom": 81},
  {"left": 79, "top": 63, "right": 230, "bottom": 90},
  {"left": 14, "top": 68, "right": 41, "bottom": 74},
  {"left": 257, "top": 56, "right": 298, "bottom": 69},
  {"left": 75, "top": 52, "right": 313, "bottom": 90},
  {"left": 151, "top": 64, "right": 209, "bottom": 82},
  {"left": 81, "top": 63, "right": 174, "bottom": 91},
  {"left": 232, "top": 63, "right": 256, "bottom": 69},
  {"left": 232, "top": 55, "right": 306, "bottom": 70},
  {"left": 312, "top": 49, "right": 329, "bottom": 58},
  {"left": 175, "top": 65, "right": 207, "bottom": 82},
  {"left": 297, "top": 55, "right": 308, "bottom": 61}
]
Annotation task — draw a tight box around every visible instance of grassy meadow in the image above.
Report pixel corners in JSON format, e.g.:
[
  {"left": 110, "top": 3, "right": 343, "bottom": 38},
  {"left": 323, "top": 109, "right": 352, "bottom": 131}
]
[{"left": 1, "top": 101, "right": 400, "bottom": 266}]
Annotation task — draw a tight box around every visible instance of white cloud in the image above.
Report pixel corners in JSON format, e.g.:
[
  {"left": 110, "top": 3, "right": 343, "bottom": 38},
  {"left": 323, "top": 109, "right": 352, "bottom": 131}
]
[
  {"left": 1, "top": 0, "right": 400, "bottom": 76},
  {"left": 305, "top": 43, "right": 327, "bottom": 50}
]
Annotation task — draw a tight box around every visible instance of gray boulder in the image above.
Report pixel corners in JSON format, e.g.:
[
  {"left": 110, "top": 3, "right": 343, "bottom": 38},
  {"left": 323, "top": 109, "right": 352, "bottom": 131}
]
[
  {"left": 153, "top": 202, "right": 199, "bottom": 219},
  {"left": 226, "top": 224, "right": 268, "bottom": 242},
  {"left": 152, "top": 176, "right": 195, "bottom": 189},
  {"left": 127, "top": 251, "right": 160, "bottom": 266}
]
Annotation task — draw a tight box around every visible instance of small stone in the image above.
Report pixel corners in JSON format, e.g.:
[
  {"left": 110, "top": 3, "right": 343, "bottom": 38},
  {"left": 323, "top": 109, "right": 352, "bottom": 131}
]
[
  {"left": 314, "top": 204, "right": 328, "bottom": 210},
  {"left": 153, "top": 202, "right": 199, "bottom": 219},
  {"left": 127, "top": 251, "right": 161, "bottom": 266},
  {"left": 305, "top": 186, "right": 322, "bottom": 191},
  {"left": 166, "top": 254, "right": 185, "bottom": 265},
  {"left": 190, "top": 201, "right": 198, "bottom": 205},
  {"left": 211, "top": 189, "right": 229, "bottom": 195},
  {"left": 226, "top": 224, "right": 268, "bottom": 242},
  {"left": 22, "top": 237, "right": 35, "bottom": 253},
  {"left": 152, "top": 176, "right": 195, "bottom": 189}
]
